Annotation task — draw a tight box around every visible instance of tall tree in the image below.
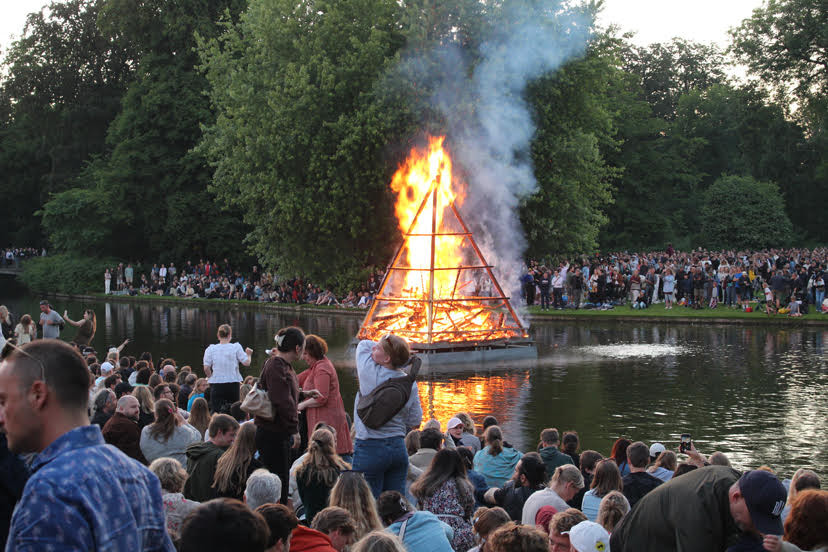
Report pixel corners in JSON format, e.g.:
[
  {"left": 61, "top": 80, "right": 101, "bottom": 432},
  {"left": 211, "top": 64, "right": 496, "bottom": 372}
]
[
  {"left": 41, "top": 0, "right": 249, "bottom": 261},
  {"left": 522, "top": 36, "right": 618, "bottom": 258},
  {"left": 0, "top": 0, "right": 135, "bottom": 245},
  {"left": 199, "top": 0, "right": 409, "bottom": 287},
  {"left": 621, "top": 38, "right": 727, "bottom": 121}
]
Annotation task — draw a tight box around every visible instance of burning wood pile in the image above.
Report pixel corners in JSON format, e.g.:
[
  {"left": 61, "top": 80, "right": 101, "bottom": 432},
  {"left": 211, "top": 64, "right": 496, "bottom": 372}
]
[{"left": 358, "top": 136, "right": 528, "bottom": 347}]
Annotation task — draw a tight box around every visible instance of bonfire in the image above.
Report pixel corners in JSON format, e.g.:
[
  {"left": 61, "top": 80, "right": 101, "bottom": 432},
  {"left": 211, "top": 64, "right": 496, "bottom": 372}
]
[{"left": 358, "top": 136, "right": 528, "bottom": 346}]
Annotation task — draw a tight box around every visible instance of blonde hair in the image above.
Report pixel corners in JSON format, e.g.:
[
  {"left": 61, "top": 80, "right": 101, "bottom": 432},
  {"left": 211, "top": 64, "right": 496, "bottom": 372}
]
[
  {"left": 329, "top": 472, "right": 383, "bottom": 539},
  {"left": 295, "top": 429, "right": 350, "bottom": 487},
  {"left": 149, "top": 457, "right": 188, "bottom": 493},
  {"left": 132, "top": 385, "right": 154, "bottom": 414},
  {"left": 351, "top": 531, "right": 406, "bottom": 552},
  {"left": 189, "top": 378, "right": 208, "bottom": 401},
  {"left": 379, "top": 334, "right": 410, "bottom": 367},
  {"left": 212, "top": 423, "right": 257, "bottom": 496},
  {"left": 597, "top": 490, "right": 630, "bottom": 533},
  {"left": 455, "top": 412, "right": 475, "bottom": 435}
]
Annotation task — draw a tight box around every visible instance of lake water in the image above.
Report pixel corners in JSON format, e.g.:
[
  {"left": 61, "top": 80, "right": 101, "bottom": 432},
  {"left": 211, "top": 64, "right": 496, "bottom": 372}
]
[{"left": 2, "top": 286, "right": 826, "bottom": 479}]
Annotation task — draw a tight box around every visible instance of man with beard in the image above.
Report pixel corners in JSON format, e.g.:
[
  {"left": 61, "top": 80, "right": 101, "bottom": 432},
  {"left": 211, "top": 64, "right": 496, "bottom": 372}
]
[{"left": 102, "top": 394, "right": 148, "bottom": 464}]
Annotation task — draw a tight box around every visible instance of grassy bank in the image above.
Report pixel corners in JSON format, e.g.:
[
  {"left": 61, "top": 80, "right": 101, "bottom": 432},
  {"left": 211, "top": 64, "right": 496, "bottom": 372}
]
[
  {"left": 47, "top": 292, "right": 828, "bottom": 325},
  {"left": 526, "top": 303, "right": 827, "bottom": 324}
]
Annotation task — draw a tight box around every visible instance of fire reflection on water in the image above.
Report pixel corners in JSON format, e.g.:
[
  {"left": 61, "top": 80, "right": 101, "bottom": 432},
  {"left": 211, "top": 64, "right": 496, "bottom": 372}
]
[{"left": 418, "top": 372, "right": 532, "bottom": 444}]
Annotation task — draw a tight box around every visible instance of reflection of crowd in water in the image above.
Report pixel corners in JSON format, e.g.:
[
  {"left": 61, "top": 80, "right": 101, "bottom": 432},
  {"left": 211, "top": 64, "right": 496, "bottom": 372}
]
[
  {"left": 522, "top": 247, "right": 827, "bottom": 315},
  {"left": 103, "top": 259, "right": 384, "bottom": 309},
  {"left": 2, "top": 323, "right": 825, "bottom": 552}
]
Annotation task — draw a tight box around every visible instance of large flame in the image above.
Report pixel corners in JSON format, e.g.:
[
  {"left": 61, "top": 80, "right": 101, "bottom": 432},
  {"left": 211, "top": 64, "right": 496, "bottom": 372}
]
[{"left": 359, "top": 136, "right": 525, "bottom": 344}]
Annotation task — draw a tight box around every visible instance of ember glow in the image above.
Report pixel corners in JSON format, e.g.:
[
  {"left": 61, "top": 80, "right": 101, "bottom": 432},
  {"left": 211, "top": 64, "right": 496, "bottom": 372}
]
[{"left": 358, "top": 136, "right": 527, "bottom": 345}]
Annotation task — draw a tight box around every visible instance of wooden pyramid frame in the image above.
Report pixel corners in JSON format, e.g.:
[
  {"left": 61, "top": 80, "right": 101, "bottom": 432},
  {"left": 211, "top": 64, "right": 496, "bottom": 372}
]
[{"left": 358, "top": 175, "right": 529, "bottom": 345}]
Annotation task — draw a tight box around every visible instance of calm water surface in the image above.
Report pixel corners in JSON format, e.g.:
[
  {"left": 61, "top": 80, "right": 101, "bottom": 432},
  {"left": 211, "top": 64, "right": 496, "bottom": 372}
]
[{"left": 3, "top": 287, "right": 826, "bottom": 479}]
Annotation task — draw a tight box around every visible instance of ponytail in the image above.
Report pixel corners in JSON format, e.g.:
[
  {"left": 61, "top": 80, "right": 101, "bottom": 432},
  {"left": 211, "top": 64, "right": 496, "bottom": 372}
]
[{"left": 484, "top": 426, "right": 504, "bottom": 456}]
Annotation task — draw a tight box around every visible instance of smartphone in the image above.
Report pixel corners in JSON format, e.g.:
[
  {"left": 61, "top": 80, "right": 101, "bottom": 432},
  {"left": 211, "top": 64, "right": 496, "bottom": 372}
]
[{"left": 680, "top": 433, "right": 692, "bottom": 453}]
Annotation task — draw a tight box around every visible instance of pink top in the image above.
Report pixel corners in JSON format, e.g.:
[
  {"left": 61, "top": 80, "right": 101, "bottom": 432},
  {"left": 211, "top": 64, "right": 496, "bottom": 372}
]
[{"left": 298, "top": 357, "right": 353, "bottom": 455}]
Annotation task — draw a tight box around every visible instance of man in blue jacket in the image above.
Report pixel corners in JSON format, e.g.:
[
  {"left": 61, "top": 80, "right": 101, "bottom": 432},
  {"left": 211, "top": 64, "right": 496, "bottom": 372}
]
[{"left": 0, "top": 340, "right": 174, "bottom": 551}]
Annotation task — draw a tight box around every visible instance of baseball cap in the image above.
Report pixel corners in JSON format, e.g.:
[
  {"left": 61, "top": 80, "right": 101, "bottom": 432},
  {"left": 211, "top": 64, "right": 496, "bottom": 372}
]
[
  {"left": 649, "top": 442, "right": 666, "bottom": 457},
  {"left": 101, "top": 364, "right": 113, "bottom": 374},
  {"left": 738, "top": 470, "right": 787, "bottom": 535},
  {"left": 447, "top": 417, "right": 464, "bottom": 430},
  {"left": 563, "top": 521, "right": 610, "bottom": 552}
]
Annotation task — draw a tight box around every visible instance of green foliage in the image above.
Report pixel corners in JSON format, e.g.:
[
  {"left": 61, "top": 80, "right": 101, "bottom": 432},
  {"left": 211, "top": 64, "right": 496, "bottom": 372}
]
[
  {"left": 699, "top": 175, "right": 794, "bottom": 250},
  {"left": 0, "top": 0, "right": 136, "bottom": 245},
  {"left": 198, "top": 0, "right": 407, "bottom": 285},
  {"left": 19, "top": 254, "right": 118, "bottom": 294},
  {"left": 621, "top": 39, "right": 727, "bottom": 121},
  {"left": 522, "top": 39, "right": 618, "bottom": 257},
  {"left": 40, "top": 0, "right": 249, "bottom": 262},
  {"left": 730, "top": 0, "right": 827, "bottom": 128}
]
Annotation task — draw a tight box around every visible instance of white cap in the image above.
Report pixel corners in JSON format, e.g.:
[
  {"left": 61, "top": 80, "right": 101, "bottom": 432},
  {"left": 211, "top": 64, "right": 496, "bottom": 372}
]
[
  {"left": 108, "top": 347, "right": 118, "bottom": 354},
  {"left": 563, "top": 521, "right": 610, "bottom": 552},
  {"left": 447, "top": 417, "right": 464, "bottom": 430},
  {"left": 101, "top": 363, "right": 113, "bottom": 374},
  {"left": 649, "top": 442, "right": 666, "bottom": 457}
]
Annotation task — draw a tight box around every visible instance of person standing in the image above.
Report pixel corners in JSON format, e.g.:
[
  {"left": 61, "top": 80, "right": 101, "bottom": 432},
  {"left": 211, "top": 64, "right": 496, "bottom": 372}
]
[
  {"left": 203, "top": 324, "right": 252, "bottom": 414},
  {"left": 0, "top": 340, "right": 174, "bottom": 550},
  {"left": 63, "top": 309, "right": 96, "bottom": 346},
  {"left": 298, "top": 334, "right": 353, "bottom": 462},
  {"left": 105, "top": 268, "right": 112, "bottom": 294},
  {"left": 352, "top": 335, "right": 423, "bottom": 498},
  {"left": 0, "top": 307, "right": 13, "bottom": 340},
  {"left": 255, "top": 326, "right": 306, "bottom": 505},
  {"left": 37, "top": 300, "right": 64, "bottom": 339},
  {"left": 12, "top": 315, "right": 36, "bottom": 345}
]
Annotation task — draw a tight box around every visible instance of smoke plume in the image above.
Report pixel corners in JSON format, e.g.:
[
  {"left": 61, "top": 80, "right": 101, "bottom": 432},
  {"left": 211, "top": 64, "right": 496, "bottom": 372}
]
[{"left": 391, "top": 1, "right": 592, "bottom": 320}]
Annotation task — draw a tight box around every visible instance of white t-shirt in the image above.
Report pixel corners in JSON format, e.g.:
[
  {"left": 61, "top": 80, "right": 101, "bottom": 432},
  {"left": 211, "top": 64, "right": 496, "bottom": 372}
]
[
  {"left": 521, "top": 487, "right": 570, "bottom": 526},
  {"left": 203, "top": 342, "right": 247, "bottom": 384}
]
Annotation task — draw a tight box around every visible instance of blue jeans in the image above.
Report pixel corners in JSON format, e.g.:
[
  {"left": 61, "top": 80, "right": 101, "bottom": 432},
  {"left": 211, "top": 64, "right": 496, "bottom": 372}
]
[
  {"left": 816, "top": 289, "right": 825, "bottom": 311},
  {"left": 352, "top": 436, "right": 408, "bottom": 498}
]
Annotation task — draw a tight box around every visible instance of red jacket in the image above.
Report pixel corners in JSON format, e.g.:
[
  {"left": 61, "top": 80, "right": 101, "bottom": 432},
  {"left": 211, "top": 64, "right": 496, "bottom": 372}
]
[{"left": 290, "top": 525, "right": 336, "bottom": 552}]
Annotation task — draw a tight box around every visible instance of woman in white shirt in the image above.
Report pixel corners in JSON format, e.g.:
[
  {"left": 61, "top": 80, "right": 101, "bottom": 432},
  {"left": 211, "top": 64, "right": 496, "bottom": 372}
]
[{"left": 203, "top": 324, "right": 252, "bottom": 414}]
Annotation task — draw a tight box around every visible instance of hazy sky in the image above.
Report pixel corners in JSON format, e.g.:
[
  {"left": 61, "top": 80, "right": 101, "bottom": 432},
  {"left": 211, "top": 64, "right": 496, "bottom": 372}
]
[{"left": 1, "top": 0, "right": 764, "bottom": 62}]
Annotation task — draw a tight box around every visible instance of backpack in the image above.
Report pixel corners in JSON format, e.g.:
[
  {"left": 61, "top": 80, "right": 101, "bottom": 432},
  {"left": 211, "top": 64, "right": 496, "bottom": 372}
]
[{"left": 357, "top": 356, "right": 421, "bottom": 430}]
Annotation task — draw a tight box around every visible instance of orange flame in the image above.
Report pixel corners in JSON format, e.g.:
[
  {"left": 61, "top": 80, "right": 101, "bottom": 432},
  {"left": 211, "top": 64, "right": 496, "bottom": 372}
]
[{"left": 359, "top": 135, "right": 525, "bottom": 344}]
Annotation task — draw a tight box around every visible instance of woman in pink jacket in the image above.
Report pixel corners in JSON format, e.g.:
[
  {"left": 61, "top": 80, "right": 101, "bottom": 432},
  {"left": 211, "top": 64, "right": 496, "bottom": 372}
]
[{"left": 298, "top": 334, "right": 353, "bottom": 461}]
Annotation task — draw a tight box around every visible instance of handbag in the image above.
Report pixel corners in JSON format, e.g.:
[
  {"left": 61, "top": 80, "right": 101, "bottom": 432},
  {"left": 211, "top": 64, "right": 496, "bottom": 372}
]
[{"left": 240, "top": 382, "right": 273, "bottom": 420}]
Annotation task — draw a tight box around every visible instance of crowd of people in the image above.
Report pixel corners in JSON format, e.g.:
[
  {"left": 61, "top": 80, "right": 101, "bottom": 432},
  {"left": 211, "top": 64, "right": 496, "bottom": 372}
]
[
  {"left": 522, "top": 246, "right": 828, "bottom": 315},
  {"left": 1, "top": 247, "right": 44, "bottom": 268},
  {"left": 96, "top": 246, "right": 828, "bottom": 318},
  {"left": 102, "top": 259, "right": 382, "bottom": 309},
  {"left": 0, "top": 320, "right": 825, "bottom": 552}
]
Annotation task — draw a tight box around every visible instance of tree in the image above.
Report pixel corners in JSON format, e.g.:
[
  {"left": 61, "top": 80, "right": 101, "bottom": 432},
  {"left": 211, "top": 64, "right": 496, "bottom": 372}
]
[
  {"left": 621, "top": 38, "right": 727, "bottom": 121},
  {"left": 699, "top": 175, "right": 793, "bottom": 250},
  {"left": 521, "top": 36, "right": 617, "bottom": 258},
  {"left": 198, "top": 0, "right": 407, "bottom": 287},
  {"left": 730, "top": 0, "right": 827, "bottom": 128},
  {"left": 41, "top": 0, "right": 249, "bottom": 262},
  {"left": 674, "top": 83, "right": 818, "bottom": 239},
  {"left": 0, "top": 0, "right": 135, "bottom": 245}
]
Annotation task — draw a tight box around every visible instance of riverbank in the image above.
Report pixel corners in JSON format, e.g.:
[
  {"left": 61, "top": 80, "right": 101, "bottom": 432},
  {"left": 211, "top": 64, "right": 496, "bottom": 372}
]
[{"left": 45, "top": 292, "right": 828, "bottom": 326}]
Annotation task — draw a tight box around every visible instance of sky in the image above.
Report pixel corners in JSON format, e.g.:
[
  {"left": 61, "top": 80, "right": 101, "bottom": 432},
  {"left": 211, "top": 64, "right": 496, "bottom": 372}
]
[{"left": 1, "top": 0, "right": 765, "bottom": 61}]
